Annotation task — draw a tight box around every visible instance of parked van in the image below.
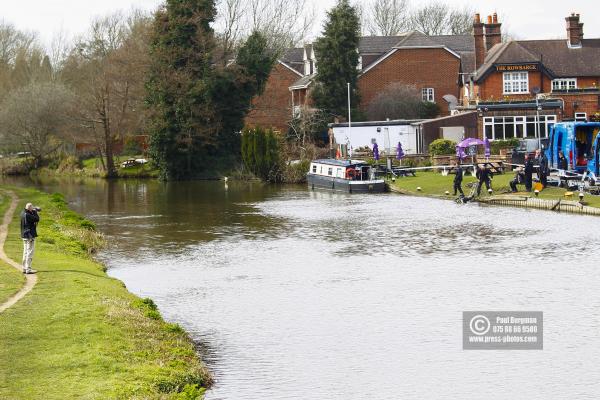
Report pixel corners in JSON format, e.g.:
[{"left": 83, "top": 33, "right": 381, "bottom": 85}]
[{"left": 546, "top": 122, "right": 600, "bottom": 173}]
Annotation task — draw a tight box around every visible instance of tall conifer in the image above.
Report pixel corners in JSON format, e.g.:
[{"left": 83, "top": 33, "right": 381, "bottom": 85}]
[{"left": 311, "top": 0, "right": 361, "bottom": 119}]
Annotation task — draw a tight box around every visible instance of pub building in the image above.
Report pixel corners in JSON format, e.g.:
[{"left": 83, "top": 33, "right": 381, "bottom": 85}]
[{"left": 464, "top": 13, "right": 600, "bottom": 143}]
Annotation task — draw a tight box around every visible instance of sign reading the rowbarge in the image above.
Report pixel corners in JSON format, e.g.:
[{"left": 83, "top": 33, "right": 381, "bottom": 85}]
[{"left": 496, "top": 64, "right": 538, "bottom": 72}]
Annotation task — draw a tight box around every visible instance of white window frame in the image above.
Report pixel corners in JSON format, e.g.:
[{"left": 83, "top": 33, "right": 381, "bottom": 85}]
[
  {"left": 503, "top": 72, "right": 529, "bottom": 94},
  {"left": 483, "top": 115, "right": 556, "bottom": 140},
  {"left": 421, "top": 88, "right": 435, "bottom": 102},
  {"left": 552, "top": 78, "right": 577, "bottom": 92}
]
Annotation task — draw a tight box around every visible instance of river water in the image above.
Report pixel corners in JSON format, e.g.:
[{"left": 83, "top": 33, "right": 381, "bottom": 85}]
[{"left": 7, "top": 177, "right": 600, "bottom": 399}]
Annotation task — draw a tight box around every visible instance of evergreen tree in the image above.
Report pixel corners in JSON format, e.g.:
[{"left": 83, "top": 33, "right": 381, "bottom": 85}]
[
  {"left": 311, "top": 0, "right": 361, "bottom": 119},
  {"left": 146, "top": 0, "right": 218, "bottom": 180},
  {"left": 210, "top": 30, "right": 274, "bottom": 157}
]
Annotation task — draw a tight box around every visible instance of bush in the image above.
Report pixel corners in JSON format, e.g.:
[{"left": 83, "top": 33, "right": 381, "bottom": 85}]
[
  {"left": 57, "top": 156, "right": 82, "bottom": 172},
  {"left": 429, "top": 139, "right": 457, "bottom": 156},
  {"left": 418, "top": 101, "right": 441, "bottom": 119},
  {"left": 241, "top": 126, "right": 282, "bottom": 182},
  {"left": 491, "top": 138, "right": 520, "bottom": 154}
]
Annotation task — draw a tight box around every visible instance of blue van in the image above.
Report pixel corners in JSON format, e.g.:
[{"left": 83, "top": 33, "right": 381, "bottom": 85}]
[{"left": 546, "top": 122, "right": 600, "bottom": 174}]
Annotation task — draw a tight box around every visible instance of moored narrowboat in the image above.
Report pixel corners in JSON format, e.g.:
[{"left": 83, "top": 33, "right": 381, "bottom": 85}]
[{"left": 307, "top": 159, "right": 385, "bottom": 193}]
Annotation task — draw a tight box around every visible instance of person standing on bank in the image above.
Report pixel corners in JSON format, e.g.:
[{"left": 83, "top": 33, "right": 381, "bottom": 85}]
[
  {"left": 453, "top": 160, "right": 464, "bottom": 196},
  {"left": 20, "top": 203, "right": 40, "bottom": 274},
  {"left": 558, "top": 150, "right": 568, "bottom": 171},
  {"left": 536, "top": 149, "right": 549, "bottom": 188},
  {"left": 475, "top": 164, "right": 492, "bottom": 196},
  {"left": 524, "top": 155, "right": 534, "bottom": 192}
]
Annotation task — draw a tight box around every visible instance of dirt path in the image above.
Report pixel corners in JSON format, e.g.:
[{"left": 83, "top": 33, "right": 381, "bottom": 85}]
[{"left": 0, "top": 191, "right": 37, "bottom": 313}]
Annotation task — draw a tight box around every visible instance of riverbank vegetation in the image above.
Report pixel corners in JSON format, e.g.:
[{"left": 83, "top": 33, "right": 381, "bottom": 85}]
[
  {"left": 0, "top": 193, "right": 23, "bottom": 304},
  {"left": 0, "top": 187, "right": 211, "bottom": 399}
]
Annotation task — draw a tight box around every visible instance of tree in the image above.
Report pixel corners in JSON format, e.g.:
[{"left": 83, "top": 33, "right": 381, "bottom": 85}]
[
  {"left": 211, "top": 30, "right": 275, "bottom": 155},
  {"left": 0, "top": 82, "right": 73, "bottom": 167},
  {"left": 367, "top": 0, "right": 410, "bottom": 36},
  {"left": 214, "top": 0, "right": 315, "bottom": 62},
  {"left": 63, "top": 11, "right": 151, "bottom": 177},
  {"left": 366, "top": 82, "right": 439, "bottom": 120},
  {"left": 312, "top": 0, "right": 361, "bottom": 119},
  {"left": 410, "top": 2, "right": 473, "bottom": 36},
  {"left": 146, "top": 0, "right": 219, "bottom": 180}
]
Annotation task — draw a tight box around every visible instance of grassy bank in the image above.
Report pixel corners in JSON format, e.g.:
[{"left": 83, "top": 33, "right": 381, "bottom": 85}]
[
  {"left": 390, "top": 170, "right": 600, "bottom": 209},
  {"left": 0, "top": 187, "right": 211, "bottom": 399},
  {"left": 0, "top": 193, "right": 24, "bottom": 304}
]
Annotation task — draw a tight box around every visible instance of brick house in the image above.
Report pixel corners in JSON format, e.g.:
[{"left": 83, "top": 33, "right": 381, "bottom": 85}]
[
  {"left": 467, "top": 13, "right": 600, "bottom": 141},
  {"left": 244, "top": 32, "right": 477, "bottom": 132}
]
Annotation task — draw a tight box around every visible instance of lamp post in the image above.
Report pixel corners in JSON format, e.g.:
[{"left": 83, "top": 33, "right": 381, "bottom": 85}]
[
  {"left": 532, "top": 86, "right": 542, "bottom": 149},
  {"left": 347, "top": 82, "right": 351, "bottom": 160}
]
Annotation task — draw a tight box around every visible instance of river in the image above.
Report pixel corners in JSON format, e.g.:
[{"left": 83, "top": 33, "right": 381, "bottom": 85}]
[{"left": 6, "top": 177, "right": 600, "bottom": 399}]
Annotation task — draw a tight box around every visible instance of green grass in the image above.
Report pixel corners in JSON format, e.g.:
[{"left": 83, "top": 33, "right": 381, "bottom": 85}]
[
  {"left": 0, "top": 187, "right": 211, "bottom": 399},
  {"left": 390, "top": 170, "right": 600, "bottom": 208},
  {"left": 0, "top": 193, "right": 24, "bottom": 305}
]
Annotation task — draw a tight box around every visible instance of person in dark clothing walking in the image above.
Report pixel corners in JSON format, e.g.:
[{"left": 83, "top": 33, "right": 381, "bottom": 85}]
[
  {"left": 475, "top": 165, "right": 492, "bottom": 196},
  {"left": 509, "top": 167, "right": 526, "bottom": 192},
  {"left": 524, "top": 155, "right": 534, "bottom": 192},
  {"left": 536, "top": 150, "right": 549, "bottom": 188},
  {"left": 20, "top": 203, "right": 40, "bottom": 274},
  {"left": 558, "top": 150, "right": 568, "bottom": 171},
  {"left": 453, "top": 161, "right": 464, "bottom": 196}
]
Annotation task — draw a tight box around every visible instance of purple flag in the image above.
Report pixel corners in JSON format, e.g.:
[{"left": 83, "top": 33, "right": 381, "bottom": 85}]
[
  {"left": 373, "top": 142, "right": 379, "bottom": 161},
  {"left": 396, "top": 142, "right": 405, "bottom": 160},
  {"left": 484, "top": 137, "right": 491, "bottom": 158}
]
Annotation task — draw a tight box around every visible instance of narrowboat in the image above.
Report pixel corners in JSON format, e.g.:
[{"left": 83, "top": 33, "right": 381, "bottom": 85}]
[{"left": 307, "top": 159, "right": 385, "bottom": 193}]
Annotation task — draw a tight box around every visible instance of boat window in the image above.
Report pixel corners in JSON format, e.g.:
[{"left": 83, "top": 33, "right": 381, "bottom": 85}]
[
  {"left": 312, "top": 165, "right": 317, "bottom": 173},
  {"left": 328, "top": 168, "right": 333, "bottom": 176},
  {"left": 319, "top": 166, "right": 323, "bottom": 174}
]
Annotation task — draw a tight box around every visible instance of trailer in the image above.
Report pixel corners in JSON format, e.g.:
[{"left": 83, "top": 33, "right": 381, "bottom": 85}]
[{"left": 546, "top": 122, "right": 600, "bottom": 174}]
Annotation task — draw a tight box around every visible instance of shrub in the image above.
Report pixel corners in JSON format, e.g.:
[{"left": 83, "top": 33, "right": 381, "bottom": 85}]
[
  {"left": 241, "top": 127, "right": 282, "bottom": 182},
  {"left": 57, "top": 155, "right": 82, "bottom": 172},
  {"left": 491, "top": 138, "right": 520, "bottom": 154},
  {"left": 429, "top": 139, "right": 457, "bottom": 156}
]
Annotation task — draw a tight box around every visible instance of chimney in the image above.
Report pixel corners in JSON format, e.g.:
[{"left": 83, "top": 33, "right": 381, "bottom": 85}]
[
  {"left": 484, "top": 13, "right": 502, "bottom": 51},
  {"left": 566, "top": 13, "right": 584, "bottom": 48},
  {"left": 473, "top": 13, "right": 485, "bottom": 69}
]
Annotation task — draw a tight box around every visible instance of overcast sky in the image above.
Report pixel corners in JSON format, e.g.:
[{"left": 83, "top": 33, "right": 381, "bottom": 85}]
[{"left": 2, "top": 0, "right": 599, "bottom": 48}]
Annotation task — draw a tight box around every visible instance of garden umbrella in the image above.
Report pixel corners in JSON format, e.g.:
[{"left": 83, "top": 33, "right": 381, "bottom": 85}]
[
  {"left": 396, "top": 142, "right": 405, "bottom": 160},
  {"left": 373, "top": 142, "right": 379, "bottom": 161}
]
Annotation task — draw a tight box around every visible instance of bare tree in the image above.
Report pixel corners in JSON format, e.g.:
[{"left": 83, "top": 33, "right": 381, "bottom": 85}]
[
  {"left": 62, "top": 10, "right": 151, "bottom": 177},
  {"left": 367, "top": 0, "right": 410, "bottom": 36},
  {"left": 214, "top": 0, "right": 315, "bottom": 59},
  {"left": 447, "top": 6, "right": 475, "bottom": 35},
  {"left": 0, "top": 82, "right": 74, "bottom": 167},
  {"left": 288, "top": 106, "right": 329, "bottom": 157},
  {"left": 366, "top": 82, "right": 423, "bottom": 120},
  {"left": 410, "top": 2, "right": 449, "bottom": 36}
]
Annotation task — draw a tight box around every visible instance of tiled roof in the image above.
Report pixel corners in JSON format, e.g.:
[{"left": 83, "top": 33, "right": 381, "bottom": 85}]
[
  {"left": 279, "top": 47, "right": 304, "bottom": 74},
  {"left": 432, "top": 35, "right": 475, "bottom": 52},
  {"left": 474, "top": 38, "right": 600, "bottom": 81},
  {"left": 519, "top": 39, "right": 600, "bottom": 77},
  {"left": 290, "top": 73, "right": 316, "bottom": 89},
  {"left": 358, "top": 35, "right": 407, "bottom": 54}
]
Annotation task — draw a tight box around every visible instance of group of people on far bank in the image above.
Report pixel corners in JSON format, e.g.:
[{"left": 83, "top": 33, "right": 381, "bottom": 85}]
[{"left": 451, "top": 149, "right": 554, "bottom": 199}]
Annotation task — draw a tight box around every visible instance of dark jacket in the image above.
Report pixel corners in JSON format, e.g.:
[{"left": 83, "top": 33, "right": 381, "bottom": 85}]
[
  {"left": 558, "top": 155, "right": 568, "bottom": 170},
  {"left": 454, "top": 166, "right": 463, "bottom": 185},
  {"left": 539, "top": 154, "right": 549, "bottom": 175},
  {"left": 20, "top": 209, "right": 39, "bottom": 239},
  {"left": 476, "top": 168, "right": 492, "bottom": 182},
  {"left": 524, "top": 159, "right": 534, "bottom": 175}
]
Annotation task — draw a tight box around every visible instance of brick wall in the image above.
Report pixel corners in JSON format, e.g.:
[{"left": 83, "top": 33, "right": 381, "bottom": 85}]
[
  {"left": 245, "top": 63, "right": 301, "bottom": 132},
  {"left": 560, "top": 92, "right": 600, "bottom": 118},
  {"left": 358, "top": 48, "right": 461, "bottom": 116}
]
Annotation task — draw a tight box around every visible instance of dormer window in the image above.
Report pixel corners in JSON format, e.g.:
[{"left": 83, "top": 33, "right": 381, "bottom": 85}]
[{"left": 304, "top": 59, "right": 311, "bottom": 75}]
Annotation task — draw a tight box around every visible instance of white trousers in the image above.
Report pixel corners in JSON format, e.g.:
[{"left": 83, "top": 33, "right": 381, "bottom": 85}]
[{"left": 22, "top": 238, "right": 35, "bottom": 272}]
